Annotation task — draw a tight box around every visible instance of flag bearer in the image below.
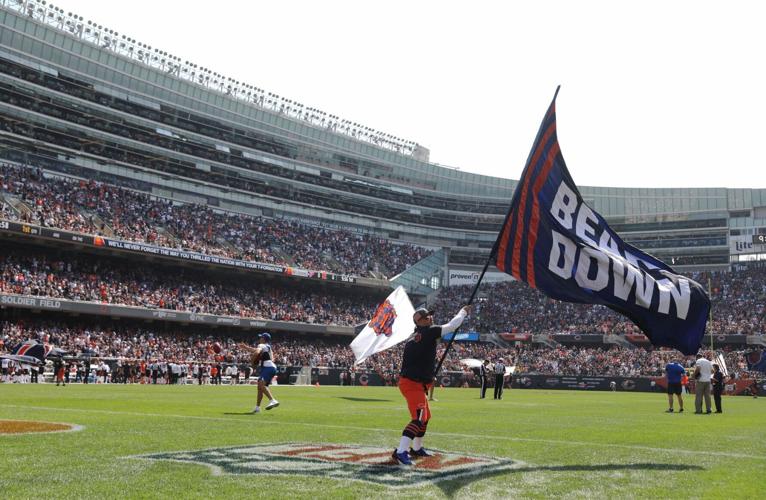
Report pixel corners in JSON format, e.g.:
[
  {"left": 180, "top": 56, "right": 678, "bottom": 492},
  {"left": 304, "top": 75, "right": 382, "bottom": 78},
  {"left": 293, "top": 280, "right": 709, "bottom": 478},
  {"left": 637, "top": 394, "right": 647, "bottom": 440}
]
[{"left": 392, "top": 305, "right": 470, "bottom": 465}]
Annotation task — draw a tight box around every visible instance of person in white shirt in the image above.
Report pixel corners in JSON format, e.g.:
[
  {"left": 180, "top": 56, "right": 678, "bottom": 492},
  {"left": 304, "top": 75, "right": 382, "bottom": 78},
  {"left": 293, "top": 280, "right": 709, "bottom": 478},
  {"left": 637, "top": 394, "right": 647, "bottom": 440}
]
[
  {"left": 170, "top": 362, "right": 182, "bottom": 384},
  {"left": 202, "top": 364, "right": 210, "bottom": 385},
  {"left": 693, "top": 352, "right": 713, "bottom": 414},
  {"left": 224, "top": 364, "right": 234, "bottom": 385},
  {"left": 101, "top": 362, "right": 110, "bottom": 384}
]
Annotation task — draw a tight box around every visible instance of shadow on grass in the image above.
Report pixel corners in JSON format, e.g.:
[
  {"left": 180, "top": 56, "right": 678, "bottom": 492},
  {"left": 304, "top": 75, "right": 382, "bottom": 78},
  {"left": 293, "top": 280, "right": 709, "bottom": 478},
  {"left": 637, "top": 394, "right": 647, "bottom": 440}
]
[
  {"left": 436, "top": 462, "right": 704, "bottom": 498},
  {"left": 222, "top": 412, "right": 256, "bottom": 415},
  {"left": 336, "top": 397, "right": 393, "bottom": 403}
]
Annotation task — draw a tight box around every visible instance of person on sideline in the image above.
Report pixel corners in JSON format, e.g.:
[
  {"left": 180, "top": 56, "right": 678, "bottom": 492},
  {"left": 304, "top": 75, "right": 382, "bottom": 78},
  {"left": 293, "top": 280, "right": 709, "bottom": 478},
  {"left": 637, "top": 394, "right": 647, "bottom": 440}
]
[
  {"left": 693, "top": 352, "right": 713, "bottom": 414},
  {"left": 428, "top": 382, "right": 438, "bottom": 402},
  {"left": 664, "top": 360, "right": 685, "bottom": 413},
  {"left": 711, "top": 363, "right": 724, "bottom": 413},
  {"left": 681, "top": 372, "right": 690, "bottom": 394},
  {"left": 478, "top": 359, "right": 490, "bottom": 399},
  {"left": 493, "top": 358, "right": 506, "bottom": 400}
]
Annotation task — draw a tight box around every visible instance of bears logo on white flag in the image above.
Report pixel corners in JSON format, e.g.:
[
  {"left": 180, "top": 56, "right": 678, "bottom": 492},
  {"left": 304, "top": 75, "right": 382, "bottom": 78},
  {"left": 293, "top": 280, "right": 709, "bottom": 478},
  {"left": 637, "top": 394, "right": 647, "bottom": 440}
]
[{"left": 350, "top": 286, "right": 415, "bottom": 365}]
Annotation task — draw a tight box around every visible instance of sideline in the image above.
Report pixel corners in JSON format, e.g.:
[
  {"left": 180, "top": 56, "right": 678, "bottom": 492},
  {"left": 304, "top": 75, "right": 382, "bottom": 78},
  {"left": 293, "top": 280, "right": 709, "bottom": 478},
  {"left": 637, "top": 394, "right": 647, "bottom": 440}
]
[{"left": 1, "top": 403, "right": 764, "bottom": 460}]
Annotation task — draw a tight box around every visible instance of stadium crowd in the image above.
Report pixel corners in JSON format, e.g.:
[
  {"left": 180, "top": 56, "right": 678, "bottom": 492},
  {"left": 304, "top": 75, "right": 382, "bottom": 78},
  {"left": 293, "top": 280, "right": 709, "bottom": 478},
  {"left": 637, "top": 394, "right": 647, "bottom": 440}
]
[
  {"left": 1, "top": 319, "right": 762, "bottom": 383},
  {"left": 0, "top": 250, "right": 377, "bottom": 326},
  {"left": 432, "top": 267, "right": 766, "bottom": 336},
  {"left": 707, "top": 267, "right": 766, "bottom": 336},
  {"left": 1, "top": 163, "right": 764, "bottom": 384},
  {"left": 0, "top": 163, "right": 431, "bottom": 277},
  {"left": 2, "top": 242, "right": 765, "bottom": 335}
]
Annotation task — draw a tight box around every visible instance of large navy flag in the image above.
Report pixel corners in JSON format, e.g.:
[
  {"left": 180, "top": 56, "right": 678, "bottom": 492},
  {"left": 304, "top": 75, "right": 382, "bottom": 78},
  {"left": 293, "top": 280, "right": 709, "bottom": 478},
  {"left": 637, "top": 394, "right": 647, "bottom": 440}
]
[
  {"left": 493, "top": 88, "right": 710, "bottom": 355},
  {"left": 0, "top": 339, "right": 48, "bottom": 365},
  {"left": 745, "top": 351, "right": 766, "bottom": 373}
]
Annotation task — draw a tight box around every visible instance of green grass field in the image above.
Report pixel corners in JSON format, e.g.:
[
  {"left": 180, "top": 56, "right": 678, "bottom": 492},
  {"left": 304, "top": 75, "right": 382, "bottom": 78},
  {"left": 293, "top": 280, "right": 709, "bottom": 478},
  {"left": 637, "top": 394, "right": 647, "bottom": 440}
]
[{"left": 1, "top": 383, "right": 764, "bottom": 499}]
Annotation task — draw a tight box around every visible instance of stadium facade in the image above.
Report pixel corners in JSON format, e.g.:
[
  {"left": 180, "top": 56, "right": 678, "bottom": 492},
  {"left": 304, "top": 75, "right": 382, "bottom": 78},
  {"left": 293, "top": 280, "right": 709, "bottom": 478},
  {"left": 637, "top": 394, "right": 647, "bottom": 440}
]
[{"left": 1, "top": 0, "right": 766, "bottom": 296}]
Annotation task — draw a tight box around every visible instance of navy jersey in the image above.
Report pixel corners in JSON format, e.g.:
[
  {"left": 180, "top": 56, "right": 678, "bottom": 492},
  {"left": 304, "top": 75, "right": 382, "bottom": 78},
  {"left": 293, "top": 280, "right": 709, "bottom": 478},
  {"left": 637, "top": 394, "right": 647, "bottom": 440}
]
[
  {"left": 665, "top": 362, "right": 685, "bottom": 384},
  {"left": 400, "top": 325, "right": 442, "bottom": 383}
]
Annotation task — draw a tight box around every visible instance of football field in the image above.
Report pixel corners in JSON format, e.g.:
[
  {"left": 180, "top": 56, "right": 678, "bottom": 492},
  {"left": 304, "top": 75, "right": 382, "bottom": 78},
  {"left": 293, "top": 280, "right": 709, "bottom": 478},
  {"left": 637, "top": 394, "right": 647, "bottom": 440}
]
[{"left": 1, "top": 383, "right": 764, "bottom": 499}]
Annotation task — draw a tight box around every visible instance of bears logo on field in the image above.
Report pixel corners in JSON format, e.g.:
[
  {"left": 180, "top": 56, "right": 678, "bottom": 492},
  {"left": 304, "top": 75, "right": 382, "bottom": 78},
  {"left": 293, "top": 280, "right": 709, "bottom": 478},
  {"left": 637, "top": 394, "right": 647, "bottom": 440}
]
[
  {"left": 135, "top": 443, "right": 523, "bottom": 487},
  {"left": 369, "top": 300, "right": 396, "bottom": 337}
]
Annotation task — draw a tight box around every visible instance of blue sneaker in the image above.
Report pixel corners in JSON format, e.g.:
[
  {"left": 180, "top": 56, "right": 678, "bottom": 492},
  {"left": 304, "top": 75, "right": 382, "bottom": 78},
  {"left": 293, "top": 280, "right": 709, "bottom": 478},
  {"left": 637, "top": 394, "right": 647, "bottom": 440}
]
[
  {"left": 410, "top": 447, "right": 433, "bottom": 458},
  {"left": 392, "top": 449, "right": 413, "bottom": 466}
]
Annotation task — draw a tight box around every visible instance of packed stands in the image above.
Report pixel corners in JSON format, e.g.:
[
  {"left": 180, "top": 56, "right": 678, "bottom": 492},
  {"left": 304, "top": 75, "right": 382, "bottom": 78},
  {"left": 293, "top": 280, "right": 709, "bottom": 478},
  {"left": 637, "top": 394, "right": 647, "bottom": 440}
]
[
  {"left": 431, "top": 268, "right": 766, "bottom": 336},
  {"left": 0, "top": 163, "right": 431, "bottom": 277},
  {"left": 1, "top": 319, "right": 762, "bottom": 381},
  {"left": 1, "top": 162, "right": 764, "bottom": 386},
  {"left": 0, "top": 246, "right": 378, "bottom": 326}
]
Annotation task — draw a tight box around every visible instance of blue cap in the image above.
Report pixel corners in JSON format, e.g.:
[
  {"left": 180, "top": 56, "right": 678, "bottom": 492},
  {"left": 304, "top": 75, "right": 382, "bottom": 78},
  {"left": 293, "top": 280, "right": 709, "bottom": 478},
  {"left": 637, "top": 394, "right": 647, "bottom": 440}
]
[{"left": 259, "top": 332, "right": 271, "bottom": 342}]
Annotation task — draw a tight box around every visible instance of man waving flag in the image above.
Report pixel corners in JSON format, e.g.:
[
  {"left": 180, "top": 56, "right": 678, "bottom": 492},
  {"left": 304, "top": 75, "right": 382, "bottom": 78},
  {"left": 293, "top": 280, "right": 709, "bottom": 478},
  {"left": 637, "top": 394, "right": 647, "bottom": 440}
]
[
  {"left": 351, "top": 286, "right": 416, "bottom": 364},
  {"left": 492, "top": 87, "right": 710, "bottom": 355}
]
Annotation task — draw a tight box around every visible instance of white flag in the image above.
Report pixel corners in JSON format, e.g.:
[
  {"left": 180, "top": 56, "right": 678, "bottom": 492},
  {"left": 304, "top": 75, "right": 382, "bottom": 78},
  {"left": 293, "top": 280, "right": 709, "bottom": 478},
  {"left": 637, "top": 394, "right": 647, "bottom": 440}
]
[
  {"left": 459, "top": 358, "right": 483, "bottom": 369},
  {"left": 350, "top": 286, "right": 415, "bottom": 365},
  {"left": 714, "top": 352, "right": 729, "bottom": 378}
]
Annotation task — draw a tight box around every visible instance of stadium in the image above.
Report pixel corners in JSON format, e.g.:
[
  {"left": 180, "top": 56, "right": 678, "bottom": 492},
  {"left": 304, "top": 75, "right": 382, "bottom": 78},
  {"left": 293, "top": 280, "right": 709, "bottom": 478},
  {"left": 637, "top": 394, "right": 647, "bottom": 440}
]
[{"left": 1, "top": 1, "right": 765, "bottom": 498}]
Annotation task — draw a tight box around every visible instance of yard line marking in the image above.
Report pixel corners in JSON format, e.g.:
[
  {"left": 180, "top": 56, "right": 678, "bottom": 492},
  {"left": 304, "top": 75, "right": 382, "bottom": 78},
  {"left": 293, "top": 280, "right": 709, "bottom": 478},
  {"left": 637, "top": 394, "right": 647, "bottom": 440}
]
[{"left": 2, "top": 403, "right": 764, "bottom": 460}]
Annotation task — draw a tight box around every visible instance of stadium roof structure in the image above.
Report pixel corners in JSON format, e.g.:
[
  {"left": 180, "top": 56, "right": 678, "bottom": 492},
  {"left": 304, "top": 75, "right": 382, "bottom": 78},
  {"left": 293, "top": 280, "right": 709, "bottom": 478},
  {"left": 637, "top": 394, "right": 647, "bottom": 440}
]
[{"left": 0, "top": 0, "right": 421, "bottom": 157}]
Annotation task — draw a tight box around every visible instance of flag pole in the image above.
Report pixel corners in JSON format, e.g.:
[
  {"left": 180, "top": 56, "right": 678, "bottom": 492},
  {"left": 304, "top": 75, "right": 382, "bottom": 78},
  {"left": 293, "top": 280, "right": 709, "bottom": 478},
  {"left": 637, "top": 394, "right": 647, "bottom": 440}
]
[
  {"left": 434, "top": 201, "right": 512, "bottom": 377},
  {"left": 432, "top": 247, "right": 496, "bottom": 377},
  {"left": 431, "top": 139, "right": 532, "bottom": 378},
  {"left": 708, "top": 275, "right": 713, "bottom": 353},
  {"left": 433, "top": 86, "right": 560, "bottom": 379}
]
